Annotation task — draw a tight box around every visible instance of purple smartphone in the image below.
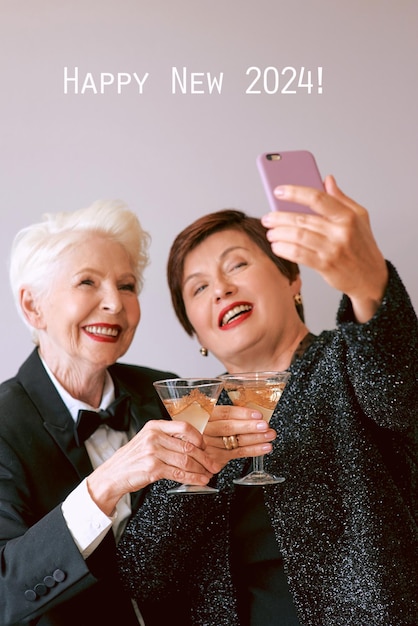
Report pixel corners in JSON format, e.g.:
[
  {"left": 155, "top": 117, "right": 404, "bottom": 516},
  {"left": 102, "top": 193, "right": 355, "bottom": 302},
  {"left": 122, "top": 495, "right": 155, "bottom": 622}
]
[{"left": 256, "top": 150, "right": 324, "bottom": 214}]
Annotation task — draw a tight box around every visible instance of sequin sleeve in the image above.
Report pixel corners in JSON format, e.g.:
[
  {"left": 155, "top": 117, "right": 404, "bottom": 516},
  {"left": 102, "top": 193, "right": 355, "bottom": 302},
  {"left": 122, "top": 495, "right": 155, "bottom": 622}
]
[{"left": 337, "top": 261, "right": 418, "bottom": 431}]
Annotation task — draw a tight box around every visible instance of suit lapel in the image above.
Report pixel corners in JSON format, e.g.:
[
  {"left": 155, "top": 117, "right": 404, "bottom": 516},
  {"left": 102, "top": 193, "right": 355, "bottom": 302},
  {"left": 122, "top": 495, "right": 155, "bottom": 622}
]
[
  {"left": 112, "top": 375, "right": 170, "bottom": 432},
  {"left": 18, "top": 350, "right": 93, "bottom": 479}
]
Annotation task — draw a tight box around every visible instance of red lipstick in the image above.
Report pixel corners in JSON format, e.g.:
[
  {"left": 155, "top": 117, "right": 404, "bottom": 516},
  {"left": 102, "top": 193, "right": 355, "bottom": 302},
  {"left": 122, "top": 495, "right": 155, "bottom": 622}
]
[{"left": 218, "top": 301, "right": 253, "bottom": 330}]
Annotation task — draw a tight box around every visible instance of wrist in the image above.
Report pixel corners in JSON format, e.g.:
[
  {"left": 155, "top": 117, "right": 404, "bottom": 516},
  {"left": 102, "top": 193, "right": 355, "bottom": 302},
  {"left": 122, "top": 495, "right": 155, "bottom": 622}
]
[
  {"left": 87, "top": 468, "right": 120, "bottom": 517},
  {"left": 349, "top": 261, "right": 388, "bottom": 323}
]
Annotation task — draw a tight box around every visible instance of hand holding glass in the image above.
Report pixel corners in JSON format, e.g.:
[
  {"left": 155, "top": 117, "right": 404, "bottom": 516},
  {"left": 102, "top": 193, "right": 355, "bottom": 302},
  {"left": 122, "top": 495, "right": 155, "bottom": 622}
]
[
  {"left": 153, "top": 378, "right": 223, "bottom": 495},
  {"left": 220, "top": 371, "right": 290, "bottom": 485}
]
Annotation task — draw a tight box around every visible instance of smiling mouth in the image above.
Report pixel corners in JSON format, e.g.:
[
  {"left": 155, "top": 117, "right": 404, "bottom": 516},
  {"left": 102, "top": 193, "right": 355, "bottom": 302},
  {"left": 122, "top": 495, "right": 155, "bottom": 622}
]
[
  {"left": 220, "top": 304, "right": 253, "bottom": 327},
  {"left": 84, "top": 325, "right": 120, "bottom": 338}
]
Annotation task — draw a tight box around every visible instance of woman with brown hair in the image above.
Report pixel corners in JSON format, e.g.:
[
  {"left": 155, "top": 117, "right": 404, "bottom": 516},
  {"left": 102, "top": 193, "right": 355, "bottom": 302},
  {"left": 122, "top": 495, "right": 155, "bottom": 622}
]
[{"left": 118, "top": 177, "right": 418, "bottom": 626}]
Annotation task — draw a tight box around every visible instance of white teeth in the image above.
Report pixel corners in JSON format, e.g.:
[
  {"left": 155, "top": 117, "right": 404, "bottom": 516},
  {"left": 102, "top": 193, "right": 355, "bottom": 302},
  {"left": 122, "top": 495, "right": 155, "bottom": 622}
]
[
  {"left": 221, "top": 304, "right": 252, "bottom": 326},
  {"left": 85, "top": 325, "right": 119, "bottom": 337}
]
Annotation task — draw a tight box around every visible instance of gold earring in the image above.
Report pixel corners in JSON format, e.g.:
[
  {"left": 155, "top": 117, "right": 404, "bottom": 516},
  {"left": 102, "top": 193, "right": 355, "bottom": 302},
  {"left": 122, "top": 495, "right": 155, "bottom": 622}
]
[
  {"left": 294, "top": 293, "right": 303, "bottom": 306},
  {"left": 199, "top": 347, "right": 208, "bottom": 357}
]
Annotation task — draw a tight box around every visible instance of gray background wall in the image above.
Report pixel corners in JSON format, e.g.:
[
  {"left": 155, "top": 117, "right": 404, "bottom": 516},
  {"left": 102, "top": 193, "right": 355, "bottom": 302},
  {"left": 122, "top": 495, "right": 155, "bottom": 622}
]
[{"left": 1, "top": 1, "right": 417, "bottom": 381}]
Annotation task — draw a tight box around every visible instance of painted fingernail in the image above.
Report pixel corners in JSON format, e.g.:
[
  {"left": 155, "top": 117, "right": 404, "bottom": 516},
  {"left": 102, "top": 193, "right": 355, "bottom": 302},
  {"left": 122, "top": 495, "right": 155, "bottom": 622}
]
[{"left": 261, "top": 214, "right": 273, "bottom": 227}]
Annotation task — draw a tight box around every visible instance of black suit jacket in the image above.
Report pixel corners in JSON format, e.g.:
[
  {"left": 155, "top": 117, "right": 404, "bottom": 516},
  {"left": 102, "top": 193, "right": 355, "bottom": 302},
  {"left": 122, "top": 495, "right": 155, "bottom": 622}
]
[{"left": 0, "top": 349, "right": 176, "bottom": 625}]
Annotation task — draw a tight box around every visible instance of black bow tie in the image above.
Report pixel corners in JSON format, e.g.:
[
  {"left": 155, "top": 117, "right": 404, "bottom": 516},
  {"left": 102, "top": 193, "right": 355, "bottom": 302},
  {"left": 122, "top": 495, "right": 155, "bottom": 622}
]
[{"left": 75, "top": 394, "right": 131, "bottom": 446}]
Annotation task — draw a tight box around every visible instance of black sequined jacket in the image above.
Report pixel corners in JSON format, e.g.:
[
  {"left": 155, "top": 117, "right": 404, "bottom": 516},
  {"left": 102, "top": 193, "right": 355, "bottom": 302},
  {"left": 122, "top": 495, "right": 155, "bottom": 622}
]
[{"left": 117, "top": 263, "right": 418, "bottom": 626}]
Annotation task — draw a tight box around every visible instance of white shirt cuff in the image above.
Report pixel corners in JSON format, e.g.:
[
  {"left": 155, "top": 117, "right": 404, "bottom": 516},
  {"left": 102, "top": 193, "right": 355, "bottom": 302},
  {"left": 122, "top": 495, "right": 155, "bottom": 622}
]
[{"left": 61, "top": 478, "right": 115, "bottom": 558}]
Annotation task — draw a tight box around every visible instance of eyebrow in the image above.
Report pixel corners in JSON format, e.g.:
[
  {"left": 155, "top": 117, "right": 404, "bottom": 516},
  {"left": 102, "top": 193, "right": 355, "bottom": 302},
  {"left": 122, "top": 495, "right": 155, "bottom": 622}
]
[
  {"left": 73, "top": 269, "right": 137, "bottom": 281},
  {"left": 183, "top": 245, "right": 248, "bottom": 287}
]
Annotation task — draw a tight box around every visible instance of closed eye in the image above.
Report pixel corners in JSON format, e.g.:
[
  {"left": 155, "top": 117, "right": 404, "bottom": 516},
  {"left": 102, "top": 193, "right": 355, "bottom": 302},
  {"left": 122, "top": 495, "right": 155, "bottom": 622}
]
[
  {"left": 119, "top": 283, "right": 137, "bottom": 293},
  {"left": 193, "top": 283, "right": 207, "bottom": 296},
  {"left": 228, "top": 261, "right": 248, "bottom": 273}
]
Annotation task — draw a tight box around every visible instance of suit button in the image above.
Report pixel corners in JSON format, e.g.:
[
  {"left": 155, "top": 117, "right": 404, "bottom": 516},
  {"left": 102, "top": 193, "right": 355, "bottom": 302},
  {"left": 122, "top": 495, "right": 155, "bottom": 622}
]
[
  {"left": 43, "top": 575, "right": 56, "bottom": 588},
  {"left": 24, "top": 589, "right": 37, "bottom": 602},
  {"left": 34, "top": 583, "right": 48, "bottom": 596},
  {"left": 53, "top": 569, "right": 66, "bottom": 583}
]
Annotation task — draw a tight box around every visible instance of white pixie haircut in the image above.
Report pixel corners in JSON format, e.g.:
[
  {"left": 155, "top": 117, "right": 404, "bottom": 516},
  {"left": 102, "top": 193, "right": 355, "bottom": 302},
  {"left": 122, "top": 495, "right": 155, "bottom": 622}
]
[{"left": 9, "top": 199, "right": 150, "bottom": 342}]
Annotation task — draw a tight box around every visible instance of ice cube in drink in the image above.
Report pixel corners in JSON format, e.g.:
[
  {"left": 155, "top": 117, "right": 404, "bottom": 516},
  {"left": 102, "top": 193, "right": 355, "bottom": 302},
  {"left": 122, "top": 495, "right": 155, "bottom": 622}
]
[
  {"left": 227, "top": 385, "right": 284, "bottom": 423},
  {"left": 163, "top": 388, "right": 216, "bottom": 433}
]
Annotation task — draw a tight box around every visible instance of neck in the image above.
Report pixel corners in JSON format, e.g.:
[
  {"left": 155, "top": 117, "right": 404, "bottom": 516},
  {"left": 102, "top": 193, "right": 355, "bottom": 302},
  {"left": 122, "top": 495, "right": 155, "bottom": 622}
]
[
  {"left": 221, "top": 327, "right": 311, "bottom": 374},
  {"left": 39, "top": 349, "right": 107, "bottom": 407}
]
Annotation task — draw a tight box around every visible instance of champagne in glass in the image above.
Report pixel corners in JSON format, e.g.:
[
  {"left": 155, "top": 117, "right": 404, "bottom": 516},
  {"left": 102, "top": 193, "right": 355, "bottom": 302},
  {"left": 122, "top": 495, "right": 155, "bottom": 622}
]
[
  {"left": 153, "top": 378, "right": 223, "bottom": 495},
  {"left": 220, "top": 371, "right": 290, "bottom": 485}
]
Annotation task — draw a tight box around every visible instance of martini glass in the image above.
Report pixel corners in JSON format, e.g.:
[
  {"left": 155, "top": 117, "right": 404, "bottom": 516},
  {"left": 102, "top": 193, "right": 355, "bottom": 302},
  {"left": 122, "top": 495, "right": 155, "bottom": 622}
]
[
  {"left": 153, "top": 378, "right": 223, "bottom": 495},
  {"left": 220, "top": 371, "right": 290, "bottom": 485}
]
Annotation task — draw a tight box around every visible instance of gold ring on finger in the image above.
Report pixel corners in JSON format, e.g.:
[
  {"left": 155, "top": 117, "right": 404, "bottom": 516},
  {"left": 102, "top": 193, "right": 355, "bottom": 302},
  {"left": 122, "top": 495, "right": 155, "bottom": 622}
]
[{"left": 222, "top": 435, "right": 239, "bottom": 450}]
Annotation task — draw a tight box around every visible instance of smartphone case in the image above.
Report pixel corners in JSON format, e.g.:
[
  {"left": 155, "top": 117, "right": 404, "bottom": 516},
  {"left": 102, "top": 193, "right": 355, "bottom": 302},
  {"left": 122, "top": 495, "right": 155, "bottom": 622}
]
[{"left": 256, "top": 150, "right": 323, "bottom": 214}]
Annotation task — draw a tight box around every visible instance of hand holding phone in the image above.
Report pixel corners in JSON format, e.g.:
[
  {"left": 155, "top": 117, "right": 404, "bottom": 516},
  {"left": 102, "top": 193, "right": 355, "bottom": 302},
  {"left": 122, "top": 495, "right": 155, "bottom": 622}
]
[{"left": 257, "top": 150, "right": 324, "bottom": 214}]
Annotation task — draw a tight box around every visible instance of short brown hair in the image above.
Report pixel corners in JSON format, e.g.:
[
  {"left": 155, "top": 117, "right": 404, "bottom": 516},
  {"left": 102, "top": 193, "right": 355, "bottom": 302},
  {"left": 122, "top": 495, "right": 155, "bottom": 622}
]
[{"left": 167, "top": 209, "right": 302, "bottom": 336}]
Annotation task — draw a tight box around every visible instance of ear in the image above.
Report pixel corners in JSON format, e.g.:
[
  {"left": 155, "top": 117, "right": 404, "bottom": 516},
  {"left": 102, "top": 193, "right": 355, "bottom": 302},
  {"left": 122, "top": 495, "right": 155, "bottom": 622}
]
[{"left": 19, "top": 287, "right": 46, "bottom": 329}]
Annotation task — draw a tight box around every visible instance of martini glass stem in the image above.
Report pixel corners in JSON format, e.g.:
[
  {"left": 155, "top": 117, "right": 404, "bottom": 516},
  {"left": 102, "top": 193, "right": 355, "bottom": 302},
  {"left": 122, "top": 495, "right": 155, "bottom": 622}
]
[{"left": 252, "top": 455, "right": 264, "bottom": 473}]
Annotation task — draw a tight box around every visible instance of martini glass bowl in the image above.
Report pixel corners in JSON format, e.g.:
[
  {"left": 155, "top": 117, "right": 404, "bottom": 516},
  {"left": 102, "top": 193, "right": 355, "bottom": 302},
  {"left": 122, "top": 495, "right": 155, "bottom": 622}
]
[
  {"left": 153, "top": 378, "right": 223, "bottom": 494},
  {"left": 220, "top": 371, "right": 290, "bottom": 485}
]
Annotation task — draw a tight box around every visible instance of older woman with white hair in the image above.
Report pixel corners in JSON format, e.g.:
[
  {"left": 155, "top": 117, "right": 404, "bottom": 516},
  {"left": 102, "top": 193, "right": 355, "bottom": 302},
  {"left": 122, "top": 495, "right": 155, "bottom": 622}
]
[{"left": 0, "top": 200, "right": 261, "bottom": 626}]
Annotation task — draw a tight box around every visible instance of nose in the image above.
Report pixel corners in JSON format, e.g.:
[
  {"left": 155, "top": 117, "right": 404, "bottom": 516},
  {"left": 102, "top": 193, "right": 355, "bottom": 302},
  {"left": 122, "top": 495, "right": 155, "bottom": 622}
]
[
  {"left": 101, "top": 286, "right": 123, "bottom": 313},
  {"left": 213, "top": 276, "right": 236, "bottom": 302}
]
